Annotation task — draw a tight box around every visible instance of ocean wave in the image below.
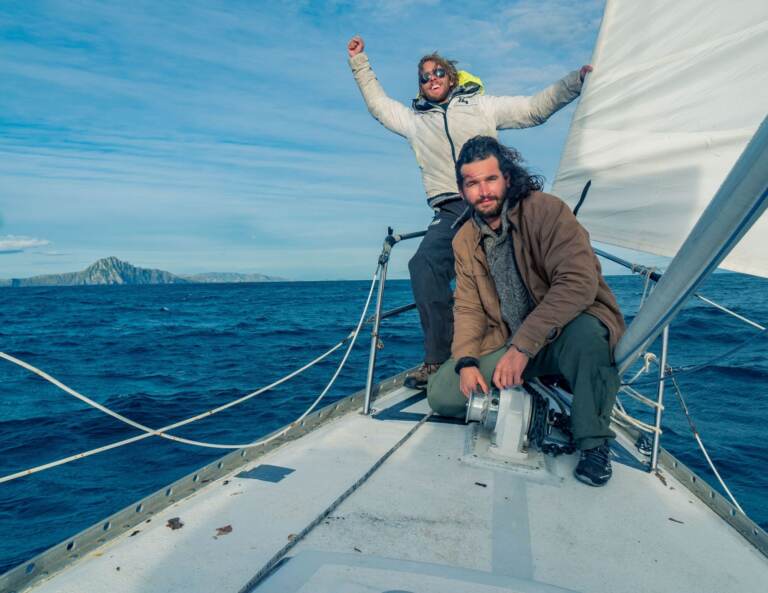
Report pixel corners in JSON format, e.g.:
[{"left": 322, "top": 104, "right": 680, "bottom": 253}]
[{"left": 1, "top": 278, "right": 767, "bottom": 573}]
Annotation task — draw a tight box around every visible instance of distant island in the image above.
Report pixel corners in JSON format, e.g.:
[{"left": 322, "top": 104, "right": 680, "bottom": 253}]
[{"left": 0, "top": 257, "right": 287, "bottom": 287}]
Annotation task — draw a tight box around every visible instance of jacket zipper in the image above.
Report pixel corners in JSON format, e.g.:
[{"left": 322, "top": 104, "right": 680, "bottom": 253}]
[{"left": 441, "top": 107, "right": 457, "bottom": 164}]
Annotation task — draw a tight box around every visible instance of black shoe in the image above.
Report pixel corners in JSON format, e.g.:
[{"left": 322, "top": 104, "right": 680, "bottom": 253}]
[
  {"left": 574, "top": 442, "right": 613, "bottom": 486},
  {"left": 404, "top": 363, "right": 440, "bottom": 389}
]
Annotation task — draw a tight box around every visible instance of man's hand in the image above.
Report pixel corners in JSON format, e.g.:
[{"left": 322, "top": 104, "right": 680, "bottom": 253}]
[
  {"left": 579, "top": 64, "right": 593, "bottom": 82},
  {"left": 348, "top": 35, "right": 365, "bottom": 58},
  {"left": 459, "top": 367, "right": 489, "bottom": 398},
  {"left": 492, "top": 347, "right": 529, "bottom": 390}
]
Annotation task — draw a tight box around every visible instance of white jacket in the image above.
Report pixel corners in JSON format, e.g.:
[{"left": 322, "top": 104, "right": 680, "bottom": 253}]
[{"left": 349, "top": 52, "right": 583, "bottom": 206}]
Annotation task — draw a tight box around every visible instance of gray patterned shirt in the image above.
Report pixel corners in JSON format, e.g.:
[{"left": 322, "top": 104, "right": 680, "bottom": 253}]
[{"left": 474, "top": 201, "right": 533, "bottom": 345}]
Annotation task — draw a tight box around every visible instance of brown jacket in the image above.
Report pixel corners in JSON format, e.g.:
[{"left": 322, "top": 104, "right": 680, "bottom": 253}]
[{"left": 452, "top": 191, "right": 625, "bottom": 360}]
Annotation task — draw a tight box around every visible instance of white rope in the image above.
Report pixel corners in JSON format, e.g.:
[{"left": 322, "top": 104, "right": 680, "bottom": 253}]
[
  {"left": 620, "top": 384, "right": 663, "bottom": 410},
  {"left": 227, "top": 265, "right": 381, "bottom": 447},
  {"left": 0, "top": 340, "right": 345, "bottom": 484},
  {"left": 0, "top": 342, "right": 346, "bottom": 451},
  {"left": 611, "top": 407, "right": 658, "bottom": 434},
  {"left": 0, "top": 267, "right": 380, "bottom": 483},
  {"left": 624, "top": 352, "right": 658, "bottom": 386},
  {"left": 694, "top": 294, "right": 766, "bottom": 331}
]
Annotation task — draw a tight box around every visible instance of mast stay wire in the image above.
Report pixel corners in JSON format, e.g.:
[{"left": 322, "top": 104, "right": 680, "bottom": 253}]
[
  {"left": 0, "top": 266, "right": 381, "bottom": 484},
  {"left": 625, "top": 327, "right": 767, "bottom": 388},
  {"left": 667, "top": 369, "right": 745, "bottom": 514}
]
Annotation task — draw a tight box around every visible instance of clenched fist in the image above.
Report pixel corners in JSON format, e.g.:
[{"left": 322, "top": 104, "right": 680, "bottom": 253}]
[{"left": 347, "top": 35, "right": 365, "bottom": 58}]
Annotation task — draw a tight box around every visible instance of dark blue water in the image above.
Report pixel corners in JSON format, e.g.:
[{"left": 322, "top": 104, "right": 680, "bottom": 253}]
[{"left": 1, "top": 275, "right": 767, "bottom": 574}]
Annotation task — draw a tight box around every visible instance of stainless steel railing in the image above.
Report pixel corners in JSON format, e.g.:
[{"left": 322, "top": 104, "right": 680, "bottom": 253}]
[{"left": 363, "top": 227, "right": 427, "bottom": 415}]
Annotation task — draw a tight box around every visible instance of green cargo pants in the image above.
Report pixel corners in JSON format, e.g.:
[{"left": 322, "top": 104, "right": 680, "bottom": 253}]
[{"left": 427, "top": 313, "right": 620, "bottom": 451}]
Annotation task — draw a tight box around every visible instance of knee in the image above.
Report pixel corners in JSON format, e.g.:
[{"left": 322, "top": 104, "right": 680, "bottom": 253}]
[
  {"left": 557, "top": 320, "right": 611, "bottom": 366},
  {"left": 427, "top": 392, "right": 466, "bottom": 418},
  {"left": 426, "top": 364, "right": 467, "bottom": 418}
]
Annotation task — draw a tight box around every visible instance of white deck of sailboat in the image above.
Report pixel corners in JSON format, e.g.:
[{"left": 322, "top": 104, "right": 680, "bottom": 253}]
[{"left": 26, "top": 385, "right": 768, "bottom": 593}]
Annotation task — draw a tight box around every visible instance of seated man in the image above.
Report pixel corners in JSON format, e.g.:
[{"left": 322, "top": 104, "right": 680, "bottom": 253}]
[{"left": 427, "top": 136, "right": 625, "bottom": 486}]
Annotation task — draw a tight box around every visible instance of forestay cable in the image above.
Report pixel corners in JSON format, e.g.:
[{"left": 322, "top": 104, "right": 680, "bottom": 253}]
[{"left": 0, "top": 267, "right": 380, "bottom": 483}]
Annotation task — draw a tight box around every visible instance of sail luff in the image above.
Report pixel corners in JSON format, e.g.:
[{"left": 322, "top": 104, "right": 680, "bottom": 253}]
[{"left": 615, "top": 116, "right": 768, "bottom": 373}]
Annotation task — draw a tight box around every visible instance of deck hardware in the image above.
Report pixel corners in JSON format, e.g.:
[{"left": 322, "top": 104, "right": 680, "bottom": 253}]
[
  {"left": 465, "top": 387, "right": 535, "bottom": 460},
  {"left": 363, "top": 227, "right": 427, "bottom": 415}
]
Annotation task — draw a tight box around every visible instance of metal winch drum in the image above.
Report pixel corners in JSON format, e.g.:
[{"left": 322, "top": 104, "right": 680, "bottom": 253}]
[
  {"left": 464, "top": 385, "right": 572, "bottom": 460},
  {"left": 465, "top": 386, "right": 534, "bottom": 459}
]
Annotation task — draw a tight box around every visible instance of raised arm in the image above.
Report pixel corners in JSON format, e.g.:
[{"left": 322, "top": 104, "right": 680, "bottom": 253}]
[
  {"left": 481, "top": 68, "right": 586, "bottom": 129},
  {"left": 347, "top": 36, "right": 414, "bottom": 138}
]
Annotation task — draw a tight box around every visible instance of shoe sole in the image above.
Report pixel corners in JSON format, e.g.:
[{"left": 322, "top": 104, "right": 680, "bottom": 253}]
[
  {"left": 573, "top": 470, "right": 611, "bottom": 487},
  {"left": 404, "top": 377, "right": 427, "bottom": 389}
]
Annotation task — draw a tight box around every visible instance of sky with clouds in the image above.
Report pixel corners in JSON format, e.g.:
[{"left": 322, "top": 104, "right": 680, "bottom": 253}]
[{"left": 0, "top": 0, "right": 620, "bottom": 280}]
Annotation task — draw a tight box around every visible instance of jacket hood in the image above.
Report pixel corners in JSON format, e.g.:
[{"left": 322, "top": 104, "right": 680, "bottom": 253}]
[{"left": 412, "top": 70, "right": 485, "bottom": 111}]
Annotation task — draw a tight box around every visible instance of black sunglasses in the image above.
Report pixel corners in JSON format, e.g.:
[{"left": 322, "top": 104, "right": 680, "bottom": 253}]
[{"left": 419, "top": 67, "right": 447, "bottom": 85}]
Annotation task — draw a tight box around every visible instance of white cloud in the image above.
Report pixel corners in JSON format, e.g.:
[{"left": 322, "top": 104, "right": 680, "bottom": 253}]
[
  {"left": 0, "top": 235, "right": 50, "bottom": 252},
  {"left": 0, "top": 0, "right": 607, "bottom": 278}
]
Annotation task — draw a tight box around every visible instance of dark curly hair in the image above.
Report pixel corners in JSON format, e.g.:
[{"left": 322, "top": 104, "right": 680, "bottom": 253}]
[{"left": 455, "top": 136, "right": 544, "bottom": 205}]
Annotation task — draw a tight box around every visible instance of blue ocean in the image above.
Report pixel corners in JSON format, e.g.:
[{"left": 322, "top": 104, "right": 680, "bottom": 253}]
[{"left": 1, "top": 275, "right": 767, "bottom": 574}]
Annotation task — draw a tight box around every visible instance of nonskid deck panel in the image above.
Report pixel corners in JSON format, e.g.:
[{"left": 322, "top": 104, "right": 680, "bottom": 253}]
[{"left": 4, "top": 374, "right": 767, "bottom": 593}]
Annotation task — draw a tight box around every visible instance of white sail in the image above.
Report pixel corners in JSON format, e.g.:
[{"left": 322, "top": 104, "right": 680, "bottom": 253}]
[{"left": 552, "top": 0, "right": 768, "bottom": 277}]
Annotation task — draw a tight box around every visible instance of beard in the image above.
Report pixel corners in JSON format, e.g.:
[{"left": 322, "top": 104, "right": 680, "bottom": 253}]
[{"left": 471, "top": 194, "right": 504, "bottom": 221}]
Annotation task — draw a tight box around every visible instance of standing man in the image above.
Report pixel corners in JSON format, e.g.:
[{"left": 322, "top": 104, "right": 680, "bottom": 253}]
[
  {"left": 428, "top": 136, "right": 625, "bottom": 486},
  {"left": 347, "top": 36, "right": 591, "bottom": 387}
]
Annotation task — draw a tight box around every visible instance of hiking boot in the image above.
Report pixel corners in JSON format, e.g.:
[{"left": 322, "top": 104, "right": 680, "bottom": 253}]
[
  {"left": 574, "top": 442, "right": 613, "bottom": 486},
  {"left": 404, "top": 363, "right": 440, "bottom": 389}
]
